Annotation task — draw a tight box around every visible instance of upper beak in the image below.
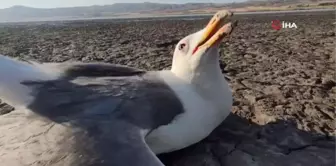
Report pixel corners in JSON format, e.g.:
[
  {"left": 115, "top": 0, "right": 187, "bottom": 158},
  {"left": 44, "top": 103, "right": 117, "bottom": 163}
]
[{"left": 192, "top": 10, "right": 237, "bottom": 54}]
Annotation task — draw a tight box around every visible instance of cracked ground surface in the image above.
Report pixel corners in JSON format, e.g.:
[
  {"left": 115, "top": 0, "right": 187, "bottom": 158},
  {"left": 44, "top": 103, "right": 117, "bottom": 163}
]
[{"left": 0, "top": 11, "right": 335, "bottom": 165}]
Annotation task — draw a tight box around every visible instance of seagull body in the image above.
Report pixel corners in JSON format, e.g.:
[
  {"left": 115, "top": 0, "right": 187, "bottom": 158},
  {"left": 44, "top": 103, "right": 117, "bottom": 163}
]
[{"left": 0, "top": 11, "right": 236, "bottom": 166}]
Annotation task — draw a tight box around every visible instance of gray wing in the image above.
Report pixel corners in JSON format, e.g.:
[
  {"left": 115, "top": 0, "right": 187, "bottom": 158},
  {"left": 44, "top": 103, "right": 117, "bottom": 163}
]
[
  {"left": 0, "top": 54, "right": 183, "bottom": 128},
  {"left": 0, "top": 54, "right": 144, "bottom": 108},
  {"left": 19, "top": 75, "right": 183, "bottom": 166},
  {"left": 0, "top": 55, "right": 185, "bottom": 166},
  {"left": 66, "top": 120, "right": 165, "bottom": 166},
  {"left": 61, "top": 62, "right": 146, "bottom": 79}
]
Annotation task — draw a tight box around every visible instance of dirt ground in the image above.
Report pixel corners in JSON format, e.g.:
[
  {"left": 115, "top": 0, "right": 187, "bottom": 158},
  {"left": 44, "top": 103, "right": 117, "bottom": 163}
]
[{"left": 0, "top": 11, "right": 335, "bottom": 165}]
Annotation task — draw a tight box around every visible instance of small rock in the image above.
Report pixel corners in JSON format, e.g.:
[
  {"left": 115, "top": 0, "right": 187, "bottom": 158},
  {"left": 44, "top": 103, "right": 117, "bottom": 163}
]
[{"left": 0, "top": 103, "right": 14, "bottom": 115}]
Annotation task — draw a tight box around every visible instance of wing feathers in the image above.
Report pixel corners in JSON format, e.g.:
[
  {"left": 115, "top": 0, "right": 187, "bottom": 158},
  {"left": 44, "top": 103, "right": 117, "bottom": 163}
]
[{"left": 0, "top": 55, "right": 146, "bottom": 108}]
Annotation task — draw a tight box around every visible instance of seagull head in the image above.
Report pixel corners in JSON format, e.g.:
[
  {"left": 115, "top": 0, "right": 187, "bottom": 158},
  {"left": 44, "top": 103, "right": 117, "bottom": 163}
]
[{"left": 171, "top": 10, "right": 237, "bottom": 83}]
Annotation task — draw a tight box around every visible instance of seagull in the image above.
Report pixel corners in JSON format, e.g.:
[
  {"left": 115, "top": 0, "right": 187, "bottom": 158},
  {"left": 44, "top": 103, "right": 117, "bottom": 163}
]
[{"left": 0, "top": 10, "right": 236, "bottom": 166}]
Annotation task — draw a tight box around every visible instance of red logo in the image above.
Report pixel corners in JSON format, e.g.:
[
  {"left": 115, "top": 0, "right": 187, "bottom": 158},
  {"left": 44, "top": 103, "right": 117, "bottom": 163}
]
[{"left": 271, "top": 20, "right": 281, "bottom": 30}]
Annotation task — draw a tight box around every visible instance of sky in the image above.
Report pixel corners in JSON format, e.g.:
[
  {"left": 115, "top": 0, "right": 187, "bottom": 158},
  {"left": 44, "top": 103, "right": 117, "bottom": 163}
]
[{"left": 0, "top": 0, "right": 245, "bottom": 9}]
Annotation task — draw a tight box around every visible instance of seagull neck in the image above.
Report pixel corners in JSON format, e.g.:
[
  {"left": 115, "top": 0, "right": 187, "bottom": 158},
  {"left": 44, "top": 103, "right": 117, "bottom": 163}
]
[
  {"left": 170, "top": 63, "right": 230, "bottom": 118},
  {"left": 192, "top": 64, "right": 226, "bottom": 96},
  {"left": 171, "top": 61, "right": 226, "bottom": 97},
  {"left": 167, "top": 61, "right": 231, "bottom": 115}
]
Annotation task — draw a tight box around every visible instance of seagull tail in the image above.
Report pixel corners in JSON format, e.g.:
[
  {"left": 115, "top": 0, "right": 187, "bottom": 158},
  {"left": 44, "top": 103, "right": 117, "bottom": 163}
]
[{"left": 0, "top": 54, "right": 60, "bottom": 108}]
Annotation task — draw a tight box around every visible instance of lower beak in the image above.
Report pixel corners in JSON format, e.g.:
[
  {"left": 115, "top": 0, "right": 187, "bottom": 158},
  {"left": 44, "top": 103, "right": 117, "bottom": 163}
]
[{"left": 192, "top": 10, "right": 237, "bottom": 54}]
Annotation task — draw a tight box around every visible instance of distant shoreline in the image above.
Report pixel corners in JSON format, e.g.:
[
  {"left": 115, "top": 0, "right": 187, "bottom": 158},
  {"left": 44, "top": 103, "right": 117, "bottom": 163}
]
[{"left": 1, "top": 8, "right": 335, "bottom": 24}]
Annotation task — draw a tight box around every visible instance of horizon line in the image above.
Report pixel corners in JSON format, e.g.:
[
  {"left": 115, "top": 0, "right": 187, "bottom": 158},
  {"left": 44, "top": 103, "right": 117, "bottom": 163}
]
[{"left": 0, "top": 1, "right": 241, "bottom": 10}]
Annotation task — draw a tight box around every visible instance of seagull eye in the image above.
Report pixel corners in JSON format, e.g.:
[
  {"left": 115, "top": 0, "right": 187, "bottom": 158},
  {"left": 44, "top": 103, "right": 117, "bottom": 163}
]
[{"left": 179, "top": 43, "right": 186, "bottom": 50}]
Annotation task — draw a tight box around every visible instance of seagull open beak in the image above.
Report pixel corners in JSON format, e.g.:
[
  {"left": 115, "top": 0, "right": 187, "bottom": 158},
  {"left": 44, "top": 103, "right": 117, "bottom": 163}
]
[{"left": 192, "top": 10, "right": 237, "bottom": 55}]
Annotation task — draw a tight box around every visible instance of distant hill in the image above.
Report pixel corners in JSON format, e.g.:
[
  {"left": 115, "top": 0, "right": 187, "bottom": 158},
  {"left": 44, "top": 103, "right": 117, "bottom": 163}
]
[
  {"left": 0, "top": 1, "right": 333, "bottom": 22},
  {"left": 0, "top": 3, "right": 224, "bottom": 22}
]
